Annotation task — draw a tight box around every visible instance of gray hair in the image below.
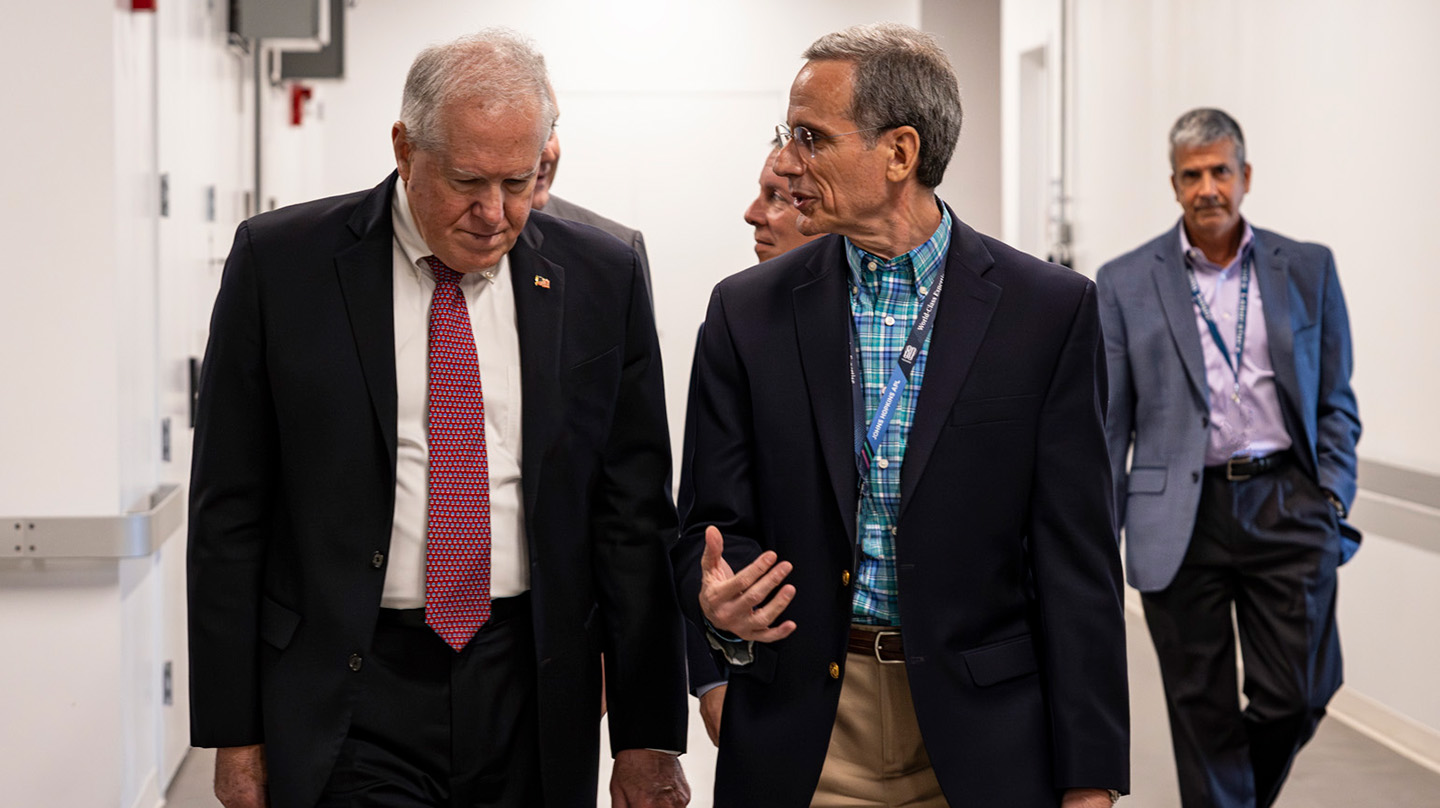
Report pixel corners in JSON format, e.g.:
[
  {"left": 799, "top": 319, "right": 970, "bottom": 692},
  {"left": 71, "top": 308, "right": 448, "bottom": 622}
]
[
  {"left": 399, "top": 28, "right": 557, "bottom": 153},
  {"left": 802, "top": 23, "right": 962, "bottom": 189},
  {"left": 1169, "top": 107, "right": 1246, "bottom": 171}
]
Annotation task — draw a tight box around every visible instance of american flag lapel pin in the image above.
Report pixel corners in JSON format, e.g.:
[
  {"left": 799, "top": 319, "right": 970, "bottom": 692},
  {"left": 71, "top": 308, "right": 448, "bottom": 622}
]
[{"left": 534, "top": 275, "right": 551, "bottom": 289}]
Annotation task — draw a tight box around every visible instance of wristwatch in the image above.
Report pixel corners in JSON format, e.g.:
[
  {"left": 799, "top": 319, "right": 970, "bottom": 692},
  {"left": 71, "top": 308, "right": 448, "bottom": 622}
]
[
  {"left": 703, "top": 617, "right": 755, "bottom": 666},
  {"left": 1108, "top": 789, "right": 1121, "bottom": 805}
]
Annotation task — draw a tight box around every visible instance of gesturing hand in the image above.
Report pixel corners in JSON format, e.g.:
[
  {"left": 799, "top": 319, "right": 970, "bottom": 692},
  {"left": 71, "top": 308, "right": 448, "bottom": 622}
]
[{"left": 698, "top": 526, "right": 797, "bottom": 642}]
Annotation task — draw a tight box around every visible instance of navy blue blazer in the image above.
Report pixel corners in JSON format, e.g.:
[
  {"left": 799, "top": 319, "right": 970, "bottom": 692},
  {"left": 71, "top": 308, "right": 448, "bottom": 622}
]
[
  {"left": 673, "top": 209, "right": 1129, "bottom": 806},
  {"left": 188, "top": 174, "right": 687, "bottom": 808},
  {"left": 1096, "top": 222, "right": 1361, "bottom": 592}
]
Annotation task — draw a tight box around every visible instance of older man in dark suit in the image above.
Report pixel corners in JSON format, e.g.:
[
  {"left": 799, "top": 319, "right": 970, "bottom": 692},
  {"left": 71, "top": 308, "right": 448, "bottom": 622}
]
[
  {"left": 673, "top": 23, "right": 1128, "bottom": 808},
  {"left": 1097, "top": 107, "right": 1361, "bottom": 808},
  {"left": 188, "top": 29, "right": 688, "bottom": 808}
]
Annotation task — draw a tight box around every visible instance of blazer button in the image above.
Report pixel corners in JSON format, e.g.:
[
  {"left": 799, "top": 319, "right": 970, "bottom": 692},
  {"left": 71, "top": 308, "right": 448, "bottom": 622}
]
[
  {"left": 371, "top": 551, "right": 385, "bottom": 569},
  {"left": 1192, "top": 471, "right": 1200, "bottom": 483},
  {"left": 840, "top": 570, "right": 851, "bottom": 586},
  {"left": 828, "top": 662, "right": 840, "bottom": 679},
  {"left": 1201, "top": 416, "right": 1209, "bottom": 428},
  {"left": 348, "top": 654, "right": 363, "bottom": 672}
]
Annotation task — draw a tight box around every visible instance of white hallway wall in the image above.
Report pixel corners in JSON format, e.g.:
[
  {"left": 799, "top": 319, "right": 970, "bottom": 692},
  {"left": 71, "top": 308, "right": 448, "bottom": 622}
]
[
  {"left": 1004, "top": 0, "right": 1440, "bottom": 752},
  {"left": 0, "top": 1, "right": 311, "bottom": 805},
  {"left": 924, "top": 0, "right": 1003, "bottom": 238},
  {"left": 0, "top": 3, "right": 164, "bottom": 807}
]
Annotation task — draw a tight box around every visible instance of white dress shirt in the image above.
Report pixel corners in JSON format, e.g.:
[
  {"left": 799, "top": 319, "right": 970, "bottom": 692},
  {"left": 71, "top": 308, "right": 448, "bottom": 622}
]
[{"left": 382, "top": 176, "right": 529, "bottom": 608}]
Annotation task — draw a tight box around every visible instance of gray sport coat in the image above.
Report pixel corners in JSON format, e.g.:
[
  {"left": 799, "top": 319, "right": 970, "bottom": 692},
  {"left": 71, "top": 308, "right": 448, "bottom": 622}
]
[
  {"left": 544, "top": 194, "right": 652, "bottom": 297},
  {"left": 1096, "top": 221, "right": 1361, "bottom": 592}
]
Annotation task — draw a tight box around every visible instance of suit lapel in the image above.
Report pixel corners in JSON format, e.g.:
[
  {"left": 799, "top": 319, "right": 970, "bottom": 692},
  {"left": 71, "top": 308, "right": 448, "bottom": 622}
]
[
  {"left": 509, "top": 223, "right": 565, "bottom": 522},
  {"left": 1251, "top": 233, "right": 1309, "bottom": 461},
  {"left": 335, "top": 174, "right": 401, "bottom": 473},
  {"left": 1151, "top": 225, "right": 1210, "bottom": 406},
  {"left": 793, "top": 238, "right": 859, "bottom": 545},
  {"left": 899, "top": 216, "right": 1001, "bottom": 517}
]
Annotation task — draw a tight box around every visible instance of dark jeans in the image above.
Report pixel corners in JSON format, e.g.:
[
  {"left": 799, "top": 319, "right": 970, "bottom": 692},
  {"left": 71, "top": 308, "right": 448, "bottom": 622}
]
[
  {"left": 315, "top": 594, "right": 542, "bottom": 808},
  {"left": 1142, "top": 460, "right": 1342, "bottom": 808}
]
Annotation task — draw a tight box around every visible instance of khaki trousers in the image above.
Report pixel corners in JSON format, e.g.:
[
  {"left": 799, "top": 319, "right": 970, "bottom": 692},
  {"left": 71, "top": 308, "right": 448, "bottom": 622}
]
[{"left": 811, "top": 629, "right": 948, "bottom": 807}]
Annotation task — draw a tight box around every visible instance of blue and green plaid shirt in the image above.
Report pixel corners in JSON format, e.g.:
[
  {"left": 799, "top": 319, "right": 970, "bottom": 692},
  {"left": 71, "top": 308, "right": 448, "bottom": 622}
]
[{"left": 847, "top": 201, "right": 952, "bottom": 626}]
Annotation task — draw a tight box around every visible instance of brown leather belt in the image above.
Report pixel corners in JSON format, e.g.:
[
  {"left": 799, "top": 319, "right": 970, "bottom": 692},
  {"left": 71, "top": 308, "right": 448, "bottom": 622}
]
[
  {"left": 847, "top": 626, "right": 905, "bottom": 663},
  {"left": 1205, "top": 451, "right": 1289, "bottom": 482}
]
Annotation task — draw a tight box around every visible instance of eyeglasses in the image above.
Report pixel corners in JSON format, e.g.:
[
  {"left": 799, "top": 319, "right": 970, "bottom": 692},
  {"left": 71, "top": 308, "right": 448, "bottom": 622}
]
[{"left": 775, "top": 123, "right": 887, "bottom": 159}]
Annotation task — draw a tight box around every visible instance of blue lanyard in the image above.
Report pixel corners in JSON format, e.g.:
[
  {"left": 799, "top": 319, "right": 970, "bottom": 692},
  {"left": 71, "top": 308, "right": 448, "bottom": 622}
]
[
  {"left": 1185, "top": 251, "right": 1251, "bottom": 403},
  {"left": 850, "top": 264, "right": 947, "bottom": 490}
]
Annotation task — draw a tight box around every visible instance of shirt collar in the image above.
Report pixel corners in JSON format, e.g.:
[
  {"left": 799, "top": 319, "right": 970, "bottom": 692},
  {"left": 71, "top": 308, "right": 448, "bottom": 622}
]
[
  {"left": 845, "top": 199, "right": 953, "bottom": 294},
  {"left": 1179, "top": 218, "right": 1255, "bottom": 274},
  {"left": 391, "top": 175, "right": 434, "bottom": 277}
]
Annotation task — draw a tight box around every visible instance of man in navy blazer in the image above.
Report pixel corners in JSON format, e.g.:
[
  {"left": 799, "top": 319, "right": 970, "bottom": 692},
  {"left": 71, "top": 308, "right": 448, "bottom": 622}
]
[
  {"left": 672, "top": 24, "right": 1128, "bottom": 808},
  {"left": 188, "top": 30, "right": 688, "bottom": 808},
  {"left": 1097, "top": 108, "right": 1361, "bottom": 808}
]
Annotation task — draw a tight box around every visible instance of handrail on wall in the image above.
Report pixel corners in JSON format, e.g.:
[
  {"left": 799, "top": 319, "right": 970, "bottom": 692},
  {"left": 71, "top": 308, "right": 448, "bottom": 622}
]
[{"left": 4, "top": 484, "right": 184, "bottom": 559}]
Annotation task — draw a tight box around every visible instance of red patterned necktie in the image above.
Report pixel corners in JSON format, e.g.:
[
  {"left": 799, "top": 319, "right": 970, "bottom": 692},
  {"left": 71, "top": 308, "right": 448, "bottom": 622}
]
[{"left": 423, "top": 256, "right": 492, "bottom": 651}]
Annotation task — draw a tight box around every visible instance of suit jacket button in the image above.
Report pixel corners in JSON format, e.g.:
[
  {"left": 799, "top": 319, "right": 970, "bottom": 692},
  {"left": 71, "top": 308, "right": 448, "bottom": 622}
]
[
  {"left": 828, "top": 662, "right": 840, "bottom": 679},
  {"left": 840, "top": 570, "right": 851, "bottom": 586},
  {"left": 371, "top": 551, "right": 385, "bottom": 569},
  {"left": 1201, "top": 416, "right": 1209, "bottom": 428},
  {"left": 348, "top": 654, "right": 363, "bottom": 672},
  {"left": 1192, "top": 471, "right": 1200, "bottom": 483}
]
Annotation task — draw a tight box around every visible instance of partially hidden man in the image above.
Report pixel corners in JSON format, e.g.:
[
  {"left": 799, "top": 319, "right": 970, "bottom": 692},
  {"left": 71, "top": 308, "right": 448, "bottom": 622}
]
[
  {"left": 672, "top": 23, "right": 1129, "bottom": 808},
  {"left": 1097, "top": 107, "right": 1361, "bottom": 808},
  {"left": 187, "top": 29, "right": 689, "bottom": 808},
  {"left": 679, "top": 137, "right": 828, "bottom": 748}
]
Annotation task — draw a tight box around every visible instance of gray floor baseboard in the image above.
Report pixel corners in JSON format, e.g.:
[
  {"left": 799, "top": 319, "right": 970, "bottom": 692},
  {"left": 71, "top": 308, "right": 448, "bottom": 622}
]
[{"left": 1329, "top": 687, "right": 1440, "bottom": 777}]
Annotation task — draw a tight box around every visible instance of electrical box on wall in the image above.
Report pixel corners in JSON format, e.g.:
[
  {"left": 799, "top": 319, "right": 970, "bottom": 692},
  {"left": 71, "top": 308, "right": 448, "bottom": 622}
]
[
  {"left": 230, "top": 0, "right": 329, "bottom": 51},
  {"left": 281, "top": 0, "right": 345, "bottom": 79}
]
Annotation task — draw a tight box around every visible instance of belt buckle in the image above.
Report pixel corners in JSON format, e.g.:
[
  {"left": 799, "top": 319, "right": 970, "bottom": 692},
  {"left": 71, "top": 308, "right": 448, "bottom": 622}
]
[
  {"left": 872, "top": 629, "right": 903, "bottom": 664},
  {"left": 1225, "top": 457, "right": 1252, "bottom": 482}
]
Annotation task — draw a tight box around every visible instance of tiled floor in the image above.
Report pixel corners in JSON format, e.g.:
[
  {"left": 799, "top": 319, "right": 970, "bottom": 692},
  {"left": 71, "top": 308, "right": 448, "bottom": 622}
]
[{"left": 166, "top": 615, "right": 1440, "bottom": 807}]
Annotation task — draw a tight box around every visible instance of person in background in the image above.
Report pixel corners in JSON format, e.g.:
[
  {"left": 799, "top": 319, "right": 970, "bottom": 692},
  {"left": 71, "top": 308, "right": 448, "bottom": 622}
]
[
  {"left": 188, "top": 29, "right": 689, "bottom": 808},
  {"left": 744, "top": 137, "right": 824, "bottom": 262},
  {"left": 673, "top": 23, "right": 1128, "bottom": 807},
  {"left": 1096, "top": 107, "right": 1361, "bottom": 808},
  {"left": 532, "top": 81, "right": 727, "bottom": 750},
  {"left": 682, "top": 140, "right": 827, "bottom": 748}
]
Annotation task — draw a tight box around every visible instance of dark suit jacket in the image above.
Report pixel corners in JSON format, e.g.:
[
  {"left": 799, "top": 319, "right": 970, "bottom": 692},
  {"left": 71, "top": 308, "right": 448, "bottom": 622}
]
[
  {"left": 188, "top": 174, "right": 687, "bottom": 808},
  {"left": 1096, "top": 222, "right": 1361, "bottom": 592},
  {"left": 544, "top": 194, "right": 652, "bottom": 298},
  {"left": 672, "top": 209, "right": 1130, "bottom": 806}
]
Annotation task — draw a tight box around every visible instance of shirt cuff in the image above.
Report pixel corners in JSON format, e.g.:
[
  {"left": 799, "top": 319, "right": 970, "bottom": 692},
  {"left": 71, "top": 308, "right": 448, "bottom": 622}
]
[{"left": 694, "top": 679, "right": 727, "bottom": 698}]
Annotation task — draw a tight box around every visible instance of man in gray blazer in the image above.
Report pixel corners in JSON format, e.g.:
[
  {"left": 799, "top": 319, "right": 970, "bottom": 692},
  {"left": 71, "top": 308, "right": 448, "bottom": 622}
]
[{"left": 1097, "top": 108, "right": 1361, "bottom": 808}]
